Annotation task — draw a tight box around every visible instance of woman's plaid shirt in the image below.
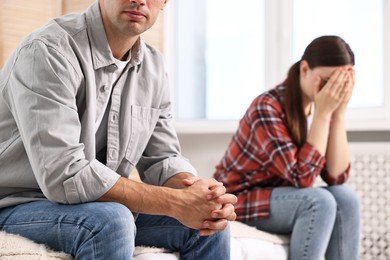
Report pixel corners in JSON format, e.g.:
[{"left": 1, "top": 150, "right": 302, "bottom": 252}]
[{"left": 214, "top": 85, "right": 350, "bottom": 222}]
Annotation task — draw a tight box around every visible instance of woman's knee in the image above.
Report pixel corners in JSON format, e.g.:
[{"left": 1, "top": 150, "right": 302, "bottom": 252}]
[
  {"left": 304, "top": 188, "right": 338, "bottom": 218},
  {"left": 326, "top": 185, "right": 361, "bottom": 216}
]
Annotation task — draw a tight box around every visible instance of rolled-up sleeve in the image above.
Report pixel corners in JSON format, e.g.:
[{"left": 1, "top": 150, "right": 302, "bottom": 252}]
[
  {"left": 63, "top": 159, "right": 120, "bottom": 203},
  {"left": 320, "top": 163, "right": 350, "bottom": 185},
  {"left": 2, "top": 40, "right": 119, "bottom": 204}
]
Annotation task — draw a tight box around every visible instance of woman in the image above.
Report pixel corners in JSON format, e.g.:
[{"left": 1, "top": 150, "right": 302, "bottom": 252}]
[{"left": 214, "top": 35, "right": 360, "bottom": 260}]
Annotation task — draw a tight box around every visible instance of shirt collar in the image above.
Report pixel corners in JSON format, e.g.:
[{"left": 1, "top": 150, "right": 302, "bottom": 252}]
[{"left": 129, "top": 38, "right": 144, "bottom": 66}]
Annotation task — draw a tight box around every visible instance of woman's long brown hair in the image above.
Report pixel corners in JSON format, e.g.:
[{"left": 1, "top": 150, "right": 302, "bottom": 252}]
[{"left": 283, "top": 35, "right": 355, "bottom": 147}]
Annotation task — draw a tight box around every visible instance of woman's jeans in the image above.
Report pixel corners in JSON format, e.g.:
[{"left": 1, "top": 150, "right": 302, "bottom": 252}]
[
  {"left": 247, "top": 185, "right": 361, "bottom": 260},
  {"left": 0, "top": 200, "right": 230, "bottom": 260}
]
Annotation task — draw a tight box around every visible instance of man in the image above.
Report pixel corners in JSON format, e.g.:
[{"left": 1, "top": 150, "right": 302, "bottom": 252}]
[{"left": 0, "top": 0, "right": 237, "bottom": 258}]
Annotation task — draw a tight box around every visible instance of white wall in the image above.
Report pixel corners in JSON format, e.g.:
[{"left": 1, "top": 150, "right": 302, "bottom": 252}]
[{"left": 178, "top": 133, "right": 233, "bottom": 179}]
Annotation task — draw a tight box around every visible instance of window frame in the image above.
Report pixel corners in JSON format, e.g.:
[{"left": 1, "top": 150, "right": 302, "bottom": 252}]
[{"left": 164, "top": 0, "right": 390, "bottom": 133}]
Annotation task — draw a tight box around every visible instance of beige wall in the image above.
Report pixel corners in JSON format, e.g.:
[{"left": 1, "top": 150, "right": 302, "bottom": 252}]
[{"left": 0, "top": 0, "right": 164, "bottom": 67}]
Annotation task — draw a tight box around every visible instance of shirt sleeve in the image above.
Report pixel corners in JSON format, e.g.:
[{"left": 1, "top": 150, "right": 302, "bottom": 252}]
[
  {"left": 251, "top": 94, "right": 326, "bottom": 188},
  {"left": 2, "top": 40, "right": 120, "bottom": 204},
  {"left": 320, "top": 163, "right": 351, "bottom": 185},
  {"left": 135, "top": 70, "right": 197, "bottom": 186}
]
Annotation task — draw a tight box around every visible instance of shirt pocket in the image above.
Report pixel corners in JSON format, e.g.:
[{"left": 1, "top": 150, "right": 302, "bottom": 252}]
[{"left": 125, "top": 105, "right": 161, "bottom": 165}]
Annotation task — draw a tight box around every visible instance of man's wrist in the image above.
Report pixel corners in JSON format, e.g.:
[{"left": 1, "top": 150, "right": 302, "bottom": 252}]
[{"left": 163, "top": 172, "right": 196, "bottom": 189}]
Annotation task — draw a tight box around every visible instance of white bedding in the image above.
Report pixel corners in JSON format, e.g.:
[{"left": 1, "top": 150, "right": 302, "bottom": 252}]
[{"left": 0, "top": 221, "right": 289, "bottom": 260}]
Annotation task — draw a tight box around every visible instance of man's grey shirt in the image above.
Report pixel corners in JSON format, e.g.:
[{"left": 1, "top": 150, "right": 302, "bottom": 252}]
[{"left": 0, "top": 2, "right": 196, "bottom": 208}]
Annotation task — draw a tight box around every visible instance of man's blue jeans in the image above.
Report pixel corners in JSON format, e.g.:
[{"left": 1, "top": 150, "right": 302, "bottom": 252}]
[
  {"left": 0, "top": 200, "right": 230, "bottom": 259},
  {"left": 247, "top": 185, "right": 361, "bottom": 260}
]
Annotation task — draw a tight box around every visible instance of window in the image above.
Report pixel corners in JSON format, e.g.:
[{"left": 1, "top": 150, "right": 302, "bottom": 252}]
[
  {"left": 205, "top": 0, "right": 265, "bottom": 120},
  {"left": 292, "top": 0, "right": 389, "bottom": 129},
  {"left": 166, "top": 0, "right": 390, "bottom": 131},
  {"left": 293, "top": 0, "right": 383, "bottom": 109},
  {"left": 171, "top": 0, "right": 265, "bottom": 121}
]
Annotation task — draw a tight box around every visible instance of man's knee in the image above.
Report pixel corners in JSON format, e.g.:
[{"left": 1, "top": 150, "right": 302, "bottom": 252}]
[
  {"left": 78, "top": 202, "right": 136, "bottom": 256},
  {"left": 92, "top": 202, "right": 136, "bottom": 234}
]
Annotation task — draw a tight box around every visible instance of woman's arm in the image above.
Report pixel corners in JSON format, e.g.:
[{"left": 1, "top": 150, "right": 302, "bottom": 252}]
[
  {"left": 307, "top": 69, "right": 350, "bottom": 156},
  {"left": 325, "top": 69, "right": 355, "bottom": 178},
  {"left": 325, "top": 115, "right": 350, "bottom": 177}
]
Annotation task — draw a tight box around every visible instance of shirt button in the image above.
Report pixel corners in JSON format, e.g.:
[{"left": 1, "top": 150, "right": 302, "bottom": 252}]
[
  {"left": 107, "top": 64, "right": 117, "bottom": 72},
  {"left": 109, "top": 149, "right": 117, "bottom": 159},
  {"left": 112, "top": 113, "right": 118, "bottom": 122}
]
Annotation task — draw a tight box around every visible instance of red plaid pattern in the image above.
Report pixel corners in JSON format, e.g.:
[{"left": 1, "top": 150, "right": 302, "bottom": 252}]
[{"left": 214, "top": 85, "right": 350, "bottom": 222}]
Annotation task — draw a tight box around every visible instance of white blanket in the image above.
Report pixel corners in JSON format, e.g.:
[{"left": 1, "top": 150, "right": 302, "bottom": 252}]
[{"left": 0, "top": 221, "right": 289, "bottom": 259}]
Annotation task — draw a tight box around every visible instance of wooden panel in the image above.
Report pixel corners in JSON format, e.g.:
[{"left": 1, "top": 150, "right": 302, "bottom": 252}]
[
  {"left": 62, "top": 0, "right": 94, "bottom": 14},
  {"left": 0, "top": 0, "right": 165, "bottom": 67},
  {"left": 0, "top": 0, "right": 62, "bottom": 67},
  {"left": 0, "top": 2, "right": 3, "bottom": 65}
]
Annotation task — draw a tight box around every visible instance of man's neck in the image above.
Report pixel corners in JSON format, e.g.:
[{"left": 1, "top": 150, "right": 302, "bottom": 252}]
[{"left": 108, "top": 35, "right": 138, "bottom": 61}]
